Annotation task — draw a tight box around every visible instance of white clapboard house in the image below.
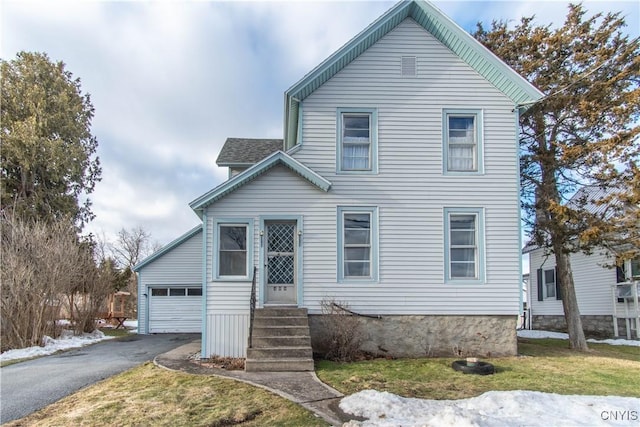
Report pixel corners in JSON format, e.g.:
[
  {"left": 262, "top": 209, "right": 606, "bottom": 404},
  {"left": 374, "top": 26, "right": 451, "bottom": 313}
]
[
  {"left": 134, "top": 0, "right": 543, "bottom": 370},
  {"left": 525, "top": 186, "right": 640, "bottom": 339}
]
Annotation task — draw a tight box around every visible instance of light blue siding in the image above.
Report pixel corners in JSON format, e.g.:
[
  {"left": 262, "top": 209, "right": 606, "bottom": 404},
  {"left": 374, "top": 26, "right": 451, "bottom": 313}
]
[
  {"left": 136, "top": 229, "right": 202, "bottom": 334},
  {"left": 201, "top": 17, "right": 523, "bottom": 357}
]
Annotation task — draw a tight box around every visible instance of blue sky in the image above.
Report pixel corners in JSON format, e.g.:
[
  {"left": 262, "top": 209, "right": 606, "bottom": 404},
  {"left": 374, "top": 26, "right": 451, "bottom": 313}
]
[{"left": 2, "top": 0, "right": 639, "bottom": 252}]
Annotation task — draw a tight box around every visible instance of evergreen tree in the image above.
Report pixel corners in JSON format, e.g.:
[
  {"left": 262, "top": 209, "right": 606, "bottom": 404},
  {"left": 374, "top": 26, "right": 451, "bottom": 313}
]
[
  {"left": 1, "top": 52, "right": 101, "bottom": 228},
  {"left": 475, "top": 4, "right": 640, "bottom": 350}
]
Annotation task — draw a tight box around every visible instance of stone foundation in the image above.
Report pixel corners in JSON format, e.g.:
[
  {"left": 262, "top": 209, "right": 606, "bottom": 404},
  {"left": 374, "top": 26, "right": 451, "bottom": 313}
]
[
  {"left": 531, "top": 315, "right": 634, "bottom": 339},
  {"left": 308, "top": 314, "right": 517, "bottom": 358}
]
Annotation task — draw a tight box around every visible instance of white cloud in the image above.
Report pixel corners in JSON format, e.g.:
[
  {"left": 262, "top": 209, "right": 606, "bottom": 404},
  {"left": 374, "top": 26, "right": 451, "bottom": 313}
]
[{"left": 3, "top": 0, "right": 638, "bottom": 253}]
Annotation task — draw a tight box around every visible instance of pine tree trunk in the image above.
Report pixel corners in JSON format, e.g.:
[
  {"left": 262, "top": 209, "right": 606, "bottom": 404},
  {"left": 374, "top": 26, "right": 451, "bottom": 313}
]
[{"left": 553, "top": 248, "right": 589, "bottom": 351}]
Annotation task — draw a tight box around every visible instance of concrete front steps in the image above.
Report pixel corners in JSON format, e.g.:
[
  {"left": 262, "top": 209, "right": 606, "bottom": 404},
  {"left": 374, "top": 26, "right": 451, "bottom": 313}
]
[{"left": 245, "top": 307, "right": 314, "bottom": 372}]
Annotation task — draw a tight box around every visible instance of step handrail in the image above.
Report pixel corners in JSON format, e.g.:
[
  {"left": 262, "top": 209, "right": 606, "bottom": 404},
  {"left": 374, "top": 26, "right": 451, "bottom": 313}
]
[{"left": 248, "top": 266, "right": 257, "bottom": 348}]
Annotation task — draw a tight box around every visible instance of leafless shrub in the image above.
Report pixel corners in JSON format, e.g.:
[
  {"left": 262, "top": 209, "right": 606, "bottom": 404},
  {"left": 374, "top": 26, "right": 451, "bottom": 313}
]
[
  {"left": 1, "top": 215, "right": 111, "bottom": 352},
  {"left": 318, "top": 298, "right": 363, "bottom": 362}
]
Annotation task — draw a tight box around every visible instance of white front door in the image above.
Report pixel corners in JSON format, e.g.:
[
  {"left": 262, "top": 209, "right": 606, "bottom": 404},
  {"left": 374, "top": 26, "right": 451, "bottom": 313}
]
[{"left": 264, "top": 221, "right": 297, "bottom": 305}]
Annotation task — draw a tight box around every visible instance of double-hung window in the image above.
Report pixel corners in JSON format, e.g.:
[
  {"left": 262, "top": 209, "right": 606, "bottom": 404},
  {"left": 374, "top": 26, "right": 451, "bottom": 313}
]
[
  {"left": 537, "top": 267, "right": 560, "bottom": 300},
  {"left": 215, "top": 219, "right": 253, "bottom": 280},
  {"left": 338, "top": 207, "right": 378, "bottom": 282},
  {"left": 628, "top": 258, "right": 640, "bottom": 280},
  {"left": 444, "top": 208, "right": 485, "bottom": 283},
  {"left": 543, "top": 268, "right": 556, "bottom": 298},
  {"left": 337, "top": 108, "right": 377, "bottom": 173},
  {"left": 443, "top": 109, "right": 483, "bottom": 174}
]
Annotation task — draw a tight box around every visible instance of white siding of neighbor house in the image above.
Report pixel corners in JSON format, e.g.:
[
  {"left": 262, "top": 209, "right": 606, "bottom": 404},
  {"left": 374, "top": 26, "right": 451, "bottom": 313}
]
[
  {"left": 203, "top": 18, "right": 522, "bottom": 357},
  {"left": 528, "top": 248, "right": 621, "bottom": 316},
  {"left": 137, "top": 230, "right": 202, "bottom": 334}
]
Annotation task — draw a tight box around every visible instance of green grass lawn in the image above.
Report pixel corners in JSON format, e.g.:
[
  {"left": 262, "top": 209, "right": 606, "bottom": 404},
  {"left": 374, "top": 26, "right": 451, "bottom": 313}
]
[
  {"left": 99, "top": 327, "right": 132, "bottom": 338},
  {"left": 5, "top": 338, "right": 638, "bottom": 426},
  {"left": 5, "top": 362, "right": 327, "bottom": 427},
  {"left": 316, "top": 338, "right": 640, "bottom": 400}
]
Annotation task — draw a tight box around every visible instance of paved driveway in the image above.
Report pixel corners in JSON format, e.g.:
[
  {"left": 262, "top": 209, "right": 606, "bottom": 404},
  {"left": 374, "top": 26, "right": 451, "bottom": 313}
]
[{"left": 0, "top": 333, "right": 198, "bottom": 424}]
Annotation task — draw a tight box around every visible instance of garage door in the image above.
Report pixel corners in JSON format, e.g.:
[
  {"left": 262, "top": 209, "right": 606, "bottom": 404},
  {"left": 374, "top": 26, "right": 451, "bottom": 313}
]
[{"left": 148, "top": 287, "right": 202, "bottom": 333}]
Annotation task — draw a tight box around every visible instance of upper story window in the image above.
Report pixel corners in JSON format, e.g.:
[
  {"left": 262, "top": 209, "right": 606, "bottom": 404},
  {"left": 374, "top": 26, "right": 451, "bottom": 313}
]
[
  {"left": 617, "top": 258, "right": 640, "bottom": 282},
  {"left": 214, "top": 219, "right": 254, "bottom": 280},
  {"left": 443, "top": 109, "right": 483, "bottom": 174},
  {"left": 444, "top": 208, "right": 485, "bottom": 283},
  {"left": 337, "top": 206, "right": 379, "bottom": 282},
  {"left": 337, "top": 108, "right": 378, "bottom": 174}
]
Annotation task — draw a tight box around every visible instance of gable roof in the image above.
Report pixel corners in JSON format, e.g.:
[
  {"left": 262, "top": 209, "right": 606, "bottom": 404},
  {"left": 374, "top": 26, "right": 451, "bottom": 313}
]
[
  {"left": 522, "top": 186, "right": 627, "bottom": 254},
  {"left": 216, "top": 138, "right": 283, "bottom": 166},
  {"left": 566, "top": 185, "right": 622, "bottom": 219},
  {"left": 133, "top": 225, "right": 202, "bottom": 272},
  {"left": 190, "top": 151, "right": 331, "bottom": 216},
  {"left": 283, "top": 0, "right": 544, "bottom": 149}
]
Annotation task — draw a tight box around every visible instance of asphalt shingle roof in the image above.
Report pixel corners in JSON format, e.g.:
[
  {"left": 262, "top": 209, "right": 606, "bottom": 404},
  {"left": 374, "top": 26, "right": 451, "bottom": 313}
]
[{"left": 216, "top": 138, "right": 283, "bottom": 166}]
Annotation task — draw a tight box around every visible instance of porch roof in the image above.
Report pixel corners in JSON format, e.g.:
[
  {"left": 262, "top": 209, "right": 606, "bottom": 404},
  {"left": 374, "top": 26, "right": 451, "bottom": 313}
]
[
  {"left": 190, "top": 151, "right": 331, "bottom": 216},
  {"left": 216, "top": 138, "right": 283, "bottom": 167}
]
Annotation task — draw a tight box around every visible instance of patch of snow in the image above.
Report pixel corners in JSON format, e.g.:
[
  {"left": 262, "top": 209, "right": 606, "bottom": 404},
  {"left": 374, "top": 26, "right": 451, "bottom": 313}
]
[
  {"left": 517, "top": 329, "right": 571, "bottom": 340},
  {"left": 341, "top": 390, "right": 640, "bottom": 427},
  {"left": 517, "top": 329, "right": 640, "bottom": 347},
  {"left": 588, "top": 338, "right": 640, "bottom": 347},
  {"left": 124, "top": 319, "right": 138, "bottom": 334},
  {"left": 0, "top": 329, "right": 115, "bottom": 362}
]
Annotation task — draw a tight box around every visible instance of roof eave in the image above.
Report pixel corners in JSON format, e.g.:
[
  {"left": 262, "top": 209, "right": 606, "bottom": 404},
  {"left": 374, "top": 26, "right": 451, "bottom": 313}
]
[
  {"left": 283, "top": 0, "right": 544, "bottom": 147},
  {"left": 133, "top": 225, "right": 203, "bottom": 271},
  {"left": 216, "top": 162, "right": 254, "bottom": 168}
]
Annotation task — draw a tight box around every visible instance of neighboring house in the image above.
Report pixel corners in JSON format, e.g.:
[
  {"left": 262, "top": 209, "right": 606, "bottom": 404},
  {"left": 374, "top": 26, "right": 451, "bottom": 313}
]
[
  {"left": 525, "top": 186, "right": 640, "bottom": 338},
  {"left": 135, "top": 0, "right": 544, "bottom": 361}
]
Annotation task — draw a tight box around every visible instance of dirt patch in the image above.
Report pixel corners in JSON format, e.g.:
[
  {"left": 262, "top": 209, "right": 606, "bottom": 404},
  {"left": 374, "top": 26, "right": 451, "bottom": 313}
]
[{"left": 191, "top": 355, "right": 245, "bottom": 370}]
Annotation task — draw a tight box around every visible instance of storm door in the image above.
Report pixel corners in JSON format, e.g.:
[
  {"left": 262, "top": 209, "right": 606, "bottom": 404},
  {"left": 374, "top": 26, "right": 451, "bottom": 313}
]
[{"left": 264, "top": 221, "right": 297, "bottom": 304}]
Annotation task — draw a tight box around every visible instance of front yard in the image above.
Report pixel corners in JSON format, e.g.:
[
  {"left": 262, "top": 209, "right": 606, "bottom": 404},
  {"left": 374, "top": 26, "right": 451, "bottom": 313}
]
[
  {"left": 5, "top": 338, "right": 639, "bottom": 426},
  {"left": 316, "top": 338, "right": 640, "bottom": 400}
]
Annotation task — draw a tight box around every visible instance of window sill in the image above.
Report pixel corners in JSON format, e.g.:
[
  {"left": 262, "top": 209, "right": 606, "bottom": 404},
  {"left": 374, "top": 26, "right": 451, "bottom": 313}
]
[
  {"left": 213, "top": 277, "right": 251, "bottom": 282},
  {"left": 446, "top": 278, "right": 485, "bottom": 285},
  {"left": 443, "top": 170, "right": 485, "bottom": 176},
  {"left": 338, "top": 277, "right": 379, "bottom": 284},
  {"left": 336, "top": 170, "right": 378, "bottom": 175}
]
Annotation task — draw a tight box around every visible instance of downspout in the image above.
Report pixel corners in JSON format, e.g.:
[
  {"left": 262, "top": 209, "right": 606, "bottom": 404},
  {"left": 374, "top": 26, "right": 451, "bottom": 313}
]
[
  {"left": 200, "top": 211, "right": 208, "bottom": 358},
  {"left": 138, "top": 271, "right": 146, "bottom": 334},
  {"left": 515, "top": 106, "right": 525, "bottom": 328}
]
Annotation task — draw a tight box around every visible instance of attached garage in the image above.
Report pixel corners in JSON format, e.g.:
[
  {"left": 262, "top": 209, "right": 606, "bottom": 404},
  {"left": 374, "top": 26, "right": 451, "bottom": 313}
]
[
  {"left": 134, "top": 226, "right": 203, "bottom": 335},
  {"left": 148, "top": 286, "right": 202, "bottom": 333}
]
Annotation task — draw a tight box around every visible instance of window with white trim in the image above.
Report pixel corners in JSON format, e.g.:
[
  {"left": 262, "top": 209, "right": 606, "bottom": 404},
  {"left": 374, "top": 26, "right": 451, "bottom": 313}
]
[
  {"left": 443, "top": 110, "right": 483, "bottom": 173},
  {"left": 338, "top": 207, "right": 378, "bottom": 281},
  {"left": 543, "top": 268, "right": 556, "bottom": 298},
  {"left": 537, "top": 267, "right": 559, "bottom": 300},
  {"left": 628, "top": 258, "right": 640, "bottom": 280},
  {"left": 218, "top": 224, "right": 248, "bottom": 277},
  {"left": 337, "top": 109, "right": 377, "bottom": 173},
  {"left": 444, "top": 208, "right": 485, "bottom": 283}
]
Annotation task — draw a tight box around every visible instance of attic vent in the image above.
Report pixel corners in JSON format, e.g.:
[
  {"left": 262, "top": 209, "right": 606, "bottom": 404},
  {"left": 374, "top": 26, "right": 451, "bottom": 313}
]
[{"left": 401, "top": 56, "right": 416, "bottom": 76}]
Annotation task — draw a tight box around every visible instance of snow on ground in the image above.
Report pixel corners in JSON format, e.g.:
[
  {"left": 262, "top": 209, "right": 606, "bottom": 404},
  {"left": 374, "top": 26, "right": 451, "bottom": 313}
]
[
  {"left": 341, "top": 331, "right": 640, "bottom": 426},
  {"left": 518, "top": 329, "right": 640, "bottom": 346},
  {"left": 0, "top": 320, "right": 138, "bottom": 362},
  {"left": 123, "top": 319, "right": 138, "bottom": 333},
  {"left": 341, "top": 390, "right": 640, "bottom": 427},
  {"left": 0, "top": 330, "right": 114, "bottom": 362}
]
